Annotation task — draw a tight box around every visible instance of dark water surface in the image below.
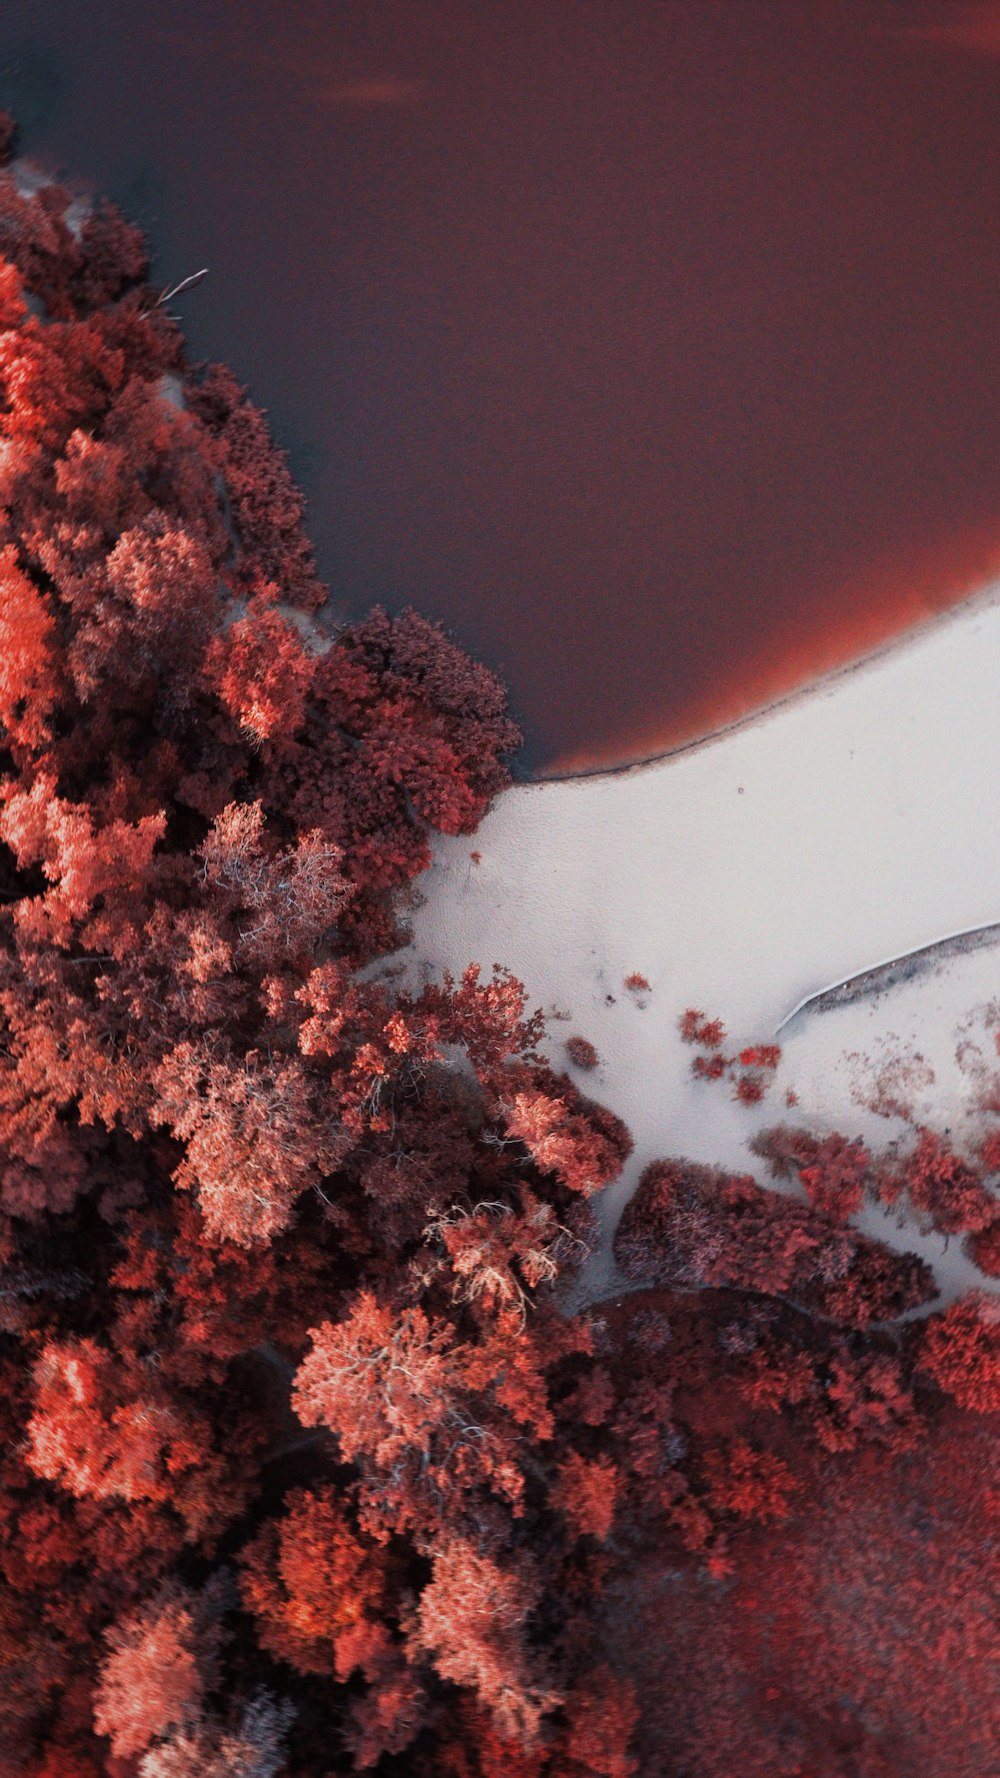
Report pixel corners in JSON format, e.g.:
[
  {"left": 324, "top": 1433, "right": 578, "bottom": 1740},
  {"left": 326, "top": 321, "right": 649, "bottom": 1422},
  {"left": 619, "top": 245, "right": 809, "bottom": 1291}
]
[{"left": 3, "top": 1, "right": 1000, "bottom": 772}]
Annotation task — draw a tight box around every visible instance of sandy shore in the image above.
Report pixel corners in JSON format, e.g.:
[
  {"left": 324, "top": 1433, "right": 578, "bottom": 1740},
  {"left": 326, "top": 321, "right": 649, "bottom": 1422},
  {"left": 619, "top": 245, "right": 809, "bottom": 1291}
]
[{"left": 406, "top": 583, "right": 1000, "bottom": 1310}]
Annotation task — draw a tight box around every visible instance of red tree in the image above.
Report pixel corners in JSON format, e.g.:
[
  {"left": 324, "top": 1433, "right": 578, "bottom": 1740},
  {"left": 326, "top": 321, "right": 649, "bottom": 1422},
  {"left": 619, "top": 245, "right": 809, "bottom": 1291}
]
[{"left": 0, "top": 136, "right": 993, "bottom": 1778}]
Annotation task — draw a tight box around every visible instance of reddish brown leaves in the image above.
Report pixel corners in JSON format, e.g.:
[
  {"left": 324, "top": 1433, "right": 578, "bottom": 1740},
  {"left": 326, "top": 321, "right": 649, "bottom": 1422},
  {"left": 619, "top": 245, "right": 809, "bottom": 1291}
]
[
  {"left": 93, "top": 1590, "right": 214, "bottom": 1759},
  {"left": 879, "top": 1127, "right": 997, "bottom": 1237},
  {"left": 291, "top": 1290, "right": 564, "bottom": 1542},
  {"left": 240, "top": 1487, "right": 388, "bottom": 1681},
  {"left": 551, "top": 1450, "right": 621, "bottom": 1541},
  {"left": 0, "top": 545, "right": 59, "bottom": 749},
  {"left": 615, "top": 1159, "right": 935, "bottom": 1325},
  {"left": 413, "top": 1540, "right": 554, "bottom": 1745},
  {"left": 753, "top": 1124, "right": 871, "bottom": 1222},
  {"left": 292, "top": 1295, "right": 467, "bottom": 1477},
  {"left": 151, "top": 1041, "right": 344, "bottom": 1246},
  {"left": 701, "top": 1439, "right": 798, "bottom": 1526},
  {"left": 204, "top": 593, "right": 315, "bottom": 742},
  {"left": 625, "top": 973, "right": 651, "bottom": 995},
  {"left": 918, "top": 1292, "right": 1000, "bottom": 1414},
  {"left": 678, "top": 1008, "right": 725, "bottom": 1048},
  {"left": 680, "top": 1010, "right": 781, "bottom": 1103},
  {"left": 2, "top": 146, "right": 995, "bottom": 1778},
  {"left": 24, "top": 1339, "right": 236, "bottom": 1538},
  {"left": 0, "top": 171, "right": 602, "bottom": 1778}
]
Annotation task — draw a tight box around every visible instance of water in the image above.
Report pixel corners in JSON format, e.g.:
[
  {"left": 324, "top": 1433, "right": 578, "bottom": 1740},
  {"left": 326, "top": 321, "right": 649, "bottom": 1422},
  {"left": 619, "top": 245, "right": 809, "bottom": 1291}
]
[{"left": 2, "top": 1, "right": 999, "bottom": 773}]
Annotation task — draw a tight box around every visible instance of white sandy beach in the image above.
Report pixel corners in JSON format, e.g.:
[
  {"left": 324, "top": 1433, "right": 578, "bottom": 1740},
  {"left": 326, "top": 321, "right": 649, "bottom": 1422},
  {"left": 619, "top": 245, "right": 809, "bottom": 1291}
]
[{"left": 406, "top": 588, "right": 1000, "bottom": 1311}]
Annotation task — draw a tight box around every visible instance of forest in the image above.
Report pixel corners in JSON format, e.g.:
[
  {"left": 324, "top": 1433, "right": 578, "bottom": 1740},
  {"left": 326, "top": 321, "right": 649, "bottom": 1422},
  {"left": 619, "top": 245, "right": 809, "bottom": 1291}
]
[{"left": 0, "top": 117, "right": 995, "bottom": 1778}]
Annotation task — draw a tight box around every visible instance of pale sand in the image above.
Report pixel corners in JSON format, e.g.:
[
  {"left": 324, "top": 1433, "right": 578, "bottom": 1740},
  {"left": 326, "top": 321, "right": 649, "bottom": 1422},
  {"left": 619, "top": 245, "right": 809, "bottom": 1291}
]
[{"left": 404, "top": 583, "right": 1000, "bottom": 1312}]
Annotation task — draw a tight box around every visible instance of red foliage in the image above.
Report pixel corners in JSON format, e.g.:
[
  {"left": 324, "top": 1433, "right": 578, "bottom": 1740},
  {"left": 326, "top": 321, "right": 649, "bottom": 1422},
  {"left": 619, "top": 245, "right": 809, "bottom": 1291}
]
[
  {"left": 678, "top": 1007, "right": 724, "bottom": 1047},
  {"left": 92, "top": 1588, "right": 218, "bottom": 1759},
  {"left": 691, "top": 1051, "right": 727, "bottom": 1081},
  {"left": 551, "top": 1450, "right": 621, "bottom": 1542},
  {"left": 413, "top": 1539, "right": 556, "bottom": 1745},
  {"left": 701, "top": 1438, "right": 798, "bottom": 1525},
  {"left": 977, "top": 1127, "right": 1000, "bottom": 1172},
  {"left": 875, "top": 1127, "right": 997, "bottom": 1236},
  {"left": 24, "top": 1337, "right": 245, "bottom": 1540},
  {"left": 966, "top": 1216, "right": 1000, "bottom": 1276},
  {"left": 756, "top": 1118, "right": 1000, "bottom": 1240},
  {"left": 917, "top": 1292, "right": 1000, "bottom": 1413},
  {"left": 499, "top": 1069, "right": 633, "bottom": 1198},
  {"left": 615, "top": 1159, "right": 935, "bottom": 1324},
  {"left": 603, "top": 1340, "right": 998, "bottom": 1778},
  {"left": 0, "top": 545, "right": 59, "bottom": 747},
  {"left": 566, "top": 1035, "right": 599, "bottom": 1070},
  {"left": 239, "top": 1486, "right": 389, "bottom": 1680},
  {"left": 0, "top": 169, "right": 647, "bottom": 1775},
  {"left": 186, "top": 361, "right": 324, "bottom": 613},
  {"left": 203, "top": 591, "right": 314, "bottom": 742},
  {"left": 560, "top": 1667, "right": 639, "bottom": 1778},
  {"left": 737, "top": 1044, "right": 781, "bottom": 1070},
  {"left": 289, "top": 1287, "right": 587, "bottom": 1547},
  {"left": 753, "top": 1125, "right": 871, "bottom": 1222},
  {"left": 0, "top": 149, "right": 993, "bottom": 1778},
  {"left": 586, "top": 1285, "right": 997, "bottom": 1776},
  {"left": 681, "top": 1012, "right": 781, "bottom": 1102}
]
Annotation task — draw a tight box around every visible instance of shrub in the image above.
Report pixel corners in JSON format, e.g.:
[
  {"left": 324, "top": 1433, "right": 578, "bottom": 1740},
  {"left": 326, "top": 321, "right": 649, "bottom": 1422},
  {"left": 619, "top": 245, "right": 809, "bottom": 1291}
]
[{"left": 566, "top": 1035, "right": 600, "bottom": 1070}]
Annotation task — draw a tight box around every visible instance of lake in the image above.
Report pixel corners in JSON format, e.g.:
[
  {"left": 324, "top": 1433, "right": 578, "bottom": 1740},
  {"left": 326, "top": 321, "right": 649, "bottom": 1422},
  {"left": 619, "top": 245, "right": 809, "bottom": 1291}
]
[{"left": 3, "top": 0, "right": 999, "bottom": 771}]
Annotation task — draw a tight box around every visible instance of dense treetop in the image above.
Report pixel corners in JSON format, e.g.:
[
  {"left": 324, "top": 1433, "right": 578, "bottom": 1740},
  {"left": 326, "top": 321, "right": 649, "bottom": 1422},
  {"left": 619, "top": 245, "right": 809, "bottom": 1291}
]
[{"left": 0, "top": 120, "right": 994, "bottom": 1778}]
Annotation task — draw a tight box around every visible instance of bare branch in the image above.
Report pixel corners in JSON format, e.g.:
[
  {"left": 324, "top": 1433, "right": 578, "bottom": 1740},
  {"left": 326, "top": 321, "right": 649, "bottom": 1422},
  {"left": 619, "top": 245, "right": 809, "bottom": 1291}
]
[{"left": 140, "top": 267, "right": 209, "bottom": 318}]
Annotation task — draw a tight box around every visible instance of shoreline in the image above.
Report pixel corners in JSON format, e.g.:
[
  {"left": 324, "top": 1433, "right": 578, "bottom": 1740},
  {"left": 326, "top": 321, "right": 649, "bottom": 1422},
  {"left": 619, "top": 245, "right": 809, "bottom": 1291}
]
[
  {"left": 528, "top": 571, "right": 1000, "bottom": 785},
  {"left": 408, "top": 578, "right": 1000, "bottom": 1312}
]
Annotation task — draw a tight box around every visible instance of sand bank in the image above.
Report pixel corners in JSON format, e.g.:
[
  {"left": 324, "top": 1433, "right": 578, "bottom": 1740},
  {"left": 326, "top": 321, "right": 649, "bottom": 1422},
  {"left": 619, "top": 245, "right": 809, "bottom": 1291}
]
[{"left": 406, "top": 587, "right": 1000, "bottom": 1310}]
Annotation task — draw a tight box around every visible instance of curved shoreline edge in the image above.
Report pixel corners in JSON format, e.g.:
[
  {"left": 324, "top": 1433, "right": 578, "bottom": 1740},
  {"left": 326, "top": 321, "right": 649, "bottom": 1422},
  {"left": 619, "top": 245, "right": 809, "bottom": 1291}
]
[
  {"left": 529, "top": 572, "right": 1000, "bottom": 785},
  {"left": 410, "top": 577, "right": 1000, "bottom": 1312}
]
